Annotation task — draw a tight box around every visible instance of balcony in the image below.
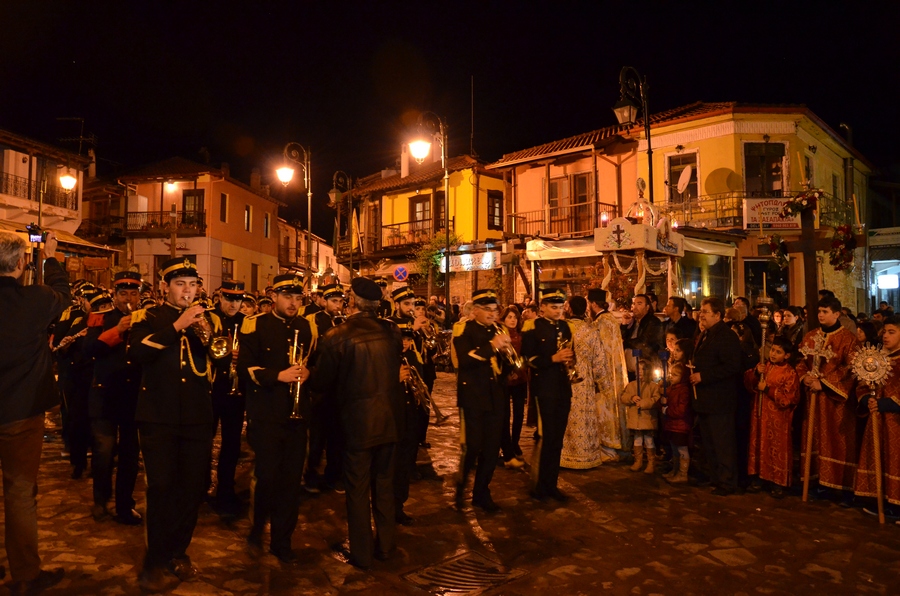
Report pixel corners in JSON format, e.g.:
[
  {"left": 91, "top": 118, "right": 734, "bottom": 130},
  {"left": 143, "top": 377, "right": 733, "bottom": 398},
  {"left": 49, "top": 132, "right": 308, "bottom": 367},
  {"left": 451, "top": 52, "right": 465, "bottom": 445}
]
[
  {"left": 78, "top": 216, "right": 126, "bottom": 243},
  {"left": 278, "top": 245, "right": 317, "bottom": 270},
  {"left": 0, "top": 171, "right": 77, "bottom": 210},
  {"left": 125, "top": 210, "right": 206, "bottom": 237},
  {"left": 506, "top": 201, "right": 618, "bottom": 238},
  {"left": 659, "top": 191, "right": 853, "bottom": 231}
]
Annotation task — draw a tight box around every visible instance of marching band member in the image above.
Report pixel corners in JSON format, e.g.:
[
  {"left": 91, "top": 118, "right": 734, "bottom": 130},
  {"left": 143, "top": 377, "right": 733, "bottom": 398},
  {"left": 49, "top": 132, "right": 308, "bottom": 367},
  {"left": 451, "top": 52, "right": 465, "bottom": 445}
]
[
  {"left": 453, "top": 289, "right": 510, "bottom": 512},
  {"left": 238, "top": 274, "right": 315, "bottom": 564},
  {"left": 374, "top": 276, "right": 393, "bottom": 318},
  {"left": 257, "top": 296, "right": 273, "bottom": 313},
  {"left": 83, "top": 271, "right": 142, "bottom": 524},
  {"left": 301, "top": 288, "right": 325, "bottom": 317},
  {"left": 415, "top": 297, "right": 439, "bottom": 445},
  {"left": 128, "top": 257, "right": 229, "bottom": 591}
]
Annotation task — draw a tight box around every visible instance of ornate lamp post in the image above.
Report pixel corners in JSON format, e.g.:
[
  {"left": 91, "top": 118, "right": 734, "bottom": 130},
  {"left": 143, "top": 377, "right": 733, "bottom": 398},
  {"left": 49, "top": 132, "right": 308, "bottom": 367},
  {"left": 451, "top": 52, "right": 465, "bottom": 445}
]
[
  {"left": 328, "top": 170, "right": 354, "bottom": 280},
  {"left": 613, "top": 66, "right": 654, "bottom": 204},
  {"left": 409, "top": 112, "right": 450, "bottom": 319},
  {"left": 276, "top": 142, "right": 313, "bottom": 280}
]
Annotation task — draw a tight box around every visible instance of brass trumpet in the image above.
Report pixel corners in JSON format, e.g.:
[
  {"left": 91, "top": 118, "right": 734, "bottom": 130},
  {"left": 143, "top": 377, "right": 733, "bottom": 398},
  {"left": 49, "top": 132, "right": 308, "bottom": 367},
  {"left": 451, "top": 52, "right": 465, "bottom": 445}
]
[
  {"left": 288, "top": 329, "right": 309, "bottom": 420},
  {"left": 228, "top": 324, "right": 240, "bottom": 396},
  {"left": 419, "top": 321, "right": 440, "bottom": 351},
  {"left": 190, "top": 311, "right": 231, "bottom": 358},
  {"left": 493, "top": 324, "right": 526, "bottom": 370},
  {"left": 402, "top": 356, "right": 432, "bottom": 408},
  {"left": 557, "top": 331, "right": 584, "bottom": 384}
]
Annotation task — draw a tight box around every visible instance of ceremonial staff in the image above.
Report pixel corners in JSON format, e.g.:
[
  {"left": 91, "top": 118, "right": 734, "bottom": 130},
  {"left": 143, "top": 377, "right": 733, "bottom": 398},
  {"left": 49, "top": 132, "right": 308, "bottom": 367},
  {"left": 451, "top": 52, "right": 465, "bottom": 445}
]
[
  {"left": 799, "top": 331, "right": 835, "bottom": 502},
  {"left": 851, "top": 344, "right": 892, "bottom": 525}
]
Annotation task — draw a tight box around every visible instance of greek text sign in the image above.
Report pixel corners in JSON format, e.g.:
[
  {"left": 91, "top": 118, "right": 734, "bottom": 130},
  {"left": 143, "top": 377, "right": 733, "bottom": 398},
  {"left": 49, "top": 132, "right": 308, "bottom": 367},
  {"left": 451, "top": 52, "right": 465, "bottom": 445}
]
[
  {"left": 743, "top": 199, "right": 801, "bottom": 231},
  {"left": 438, "top": 251, "right": 501, "bottom": 273}
]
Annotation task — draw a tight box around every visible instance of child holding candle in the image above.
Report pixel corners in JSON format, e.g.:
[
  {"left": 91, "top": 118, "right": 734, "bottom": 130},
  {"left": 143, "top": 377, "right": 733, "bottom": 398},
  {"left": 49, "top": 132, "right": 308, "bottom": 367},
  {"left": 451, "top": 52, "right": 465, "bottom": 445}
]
[
  {"left": 621, "top": 355, "right": 662, "bottom": 474},
  {"left": 662, "top": 363, "right": 692, "bottom": 483}
]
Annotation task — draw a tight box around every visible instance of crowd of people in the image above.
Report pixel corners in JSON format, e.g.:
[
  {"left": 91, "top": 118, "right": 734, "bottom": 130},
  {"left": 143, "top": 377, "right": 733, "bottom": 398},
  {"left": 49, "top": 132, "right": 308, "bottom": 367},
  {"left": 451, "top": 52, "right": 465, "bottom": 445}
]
[{"left": 2, "top": 224, "right": 899, "bottom": 594}]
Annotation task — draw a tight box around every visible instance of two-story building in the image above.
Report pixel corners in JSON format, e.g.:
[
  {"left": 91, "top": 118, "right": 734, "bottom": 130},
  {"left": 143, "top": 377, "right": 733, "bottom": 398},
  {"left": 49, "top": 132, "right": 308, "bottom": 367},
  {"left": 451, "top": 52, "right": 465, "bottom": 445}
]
[
  {"left": 340, "top": 147, "right": 507, "bottom": 301},
  {"left": 0, "top": 128, "right": 115, "bottom": 284},
  {"left": 487, "top": 102, "right": 871, "bottom": 311},
  {"left": 113, "top": 158, "right": 282, "bottom": 292},
  {"left": 276, "top": 217, "right": 348, "bottom": 286}
]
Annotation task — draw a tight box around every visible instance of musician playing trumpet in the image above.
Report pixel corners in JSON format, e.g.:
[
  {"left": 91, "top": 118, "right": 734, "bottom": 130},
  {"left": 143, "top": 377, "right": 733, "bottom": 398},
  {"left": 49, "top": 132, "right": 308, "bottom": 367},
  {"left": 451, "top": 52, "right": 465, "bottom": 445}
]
[
  {"left": 452, "top": 289, "right": 512, "bottom": 513},
  {"left": 237, "top": 274, "right": 314, "bottom": 565}
]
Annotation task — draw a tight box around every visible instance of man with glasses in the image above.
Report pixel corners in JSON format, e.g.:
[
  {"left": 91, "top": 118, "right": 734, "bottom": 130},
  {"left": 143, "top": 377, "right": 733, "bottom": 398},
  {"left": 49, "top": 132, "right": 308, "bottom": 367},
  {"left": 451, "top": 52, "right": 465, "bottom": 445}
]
[
  {"left": 689, "top": 297, "right": 743, "bottom": 496},
  {"left": 453, "top": 289, "right": 511, "bottom": 512}
]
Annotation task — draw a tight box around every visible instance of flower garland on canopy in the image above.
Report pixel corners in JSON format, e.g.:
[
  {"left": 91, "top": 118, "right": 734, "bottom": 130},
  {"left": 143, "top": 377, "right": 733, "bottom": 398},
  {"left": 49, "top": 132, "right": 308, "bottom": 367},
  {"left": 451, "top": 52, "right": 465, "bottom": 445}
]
[
  {"left": 829, "top": 224, "right": 857, "bottom": 272},
  {"left": 764, "top": 234, "right": 790, "bottom": 270},
  {"left": 779, "top": 188, "right": 821, "bottom": 219}
]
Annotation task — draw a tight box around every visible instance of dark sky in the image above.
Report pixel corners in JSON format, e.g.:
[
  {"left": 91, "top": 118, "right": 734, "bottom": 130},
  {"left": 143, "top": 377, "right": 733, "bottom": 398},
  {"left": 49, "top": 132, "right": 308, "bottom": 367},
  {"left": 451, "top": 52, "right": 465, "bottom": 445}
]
[{"left": 1, "top": 1, "right": 897, "bottom": 236}]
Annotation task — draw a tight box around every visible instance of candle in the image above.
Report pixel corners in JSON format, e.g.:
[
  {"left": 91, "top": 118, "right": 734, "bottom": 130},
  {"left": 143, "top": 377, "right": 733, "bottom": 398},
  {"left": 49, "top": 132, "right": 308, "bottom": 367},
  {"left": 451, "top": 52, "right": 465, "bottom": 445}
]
[
  {"left": 852, "top": 193, "right": 861, "bottom": 227},
  {"left": 763, "top": 272, "right": 767, "bottom": 298}
]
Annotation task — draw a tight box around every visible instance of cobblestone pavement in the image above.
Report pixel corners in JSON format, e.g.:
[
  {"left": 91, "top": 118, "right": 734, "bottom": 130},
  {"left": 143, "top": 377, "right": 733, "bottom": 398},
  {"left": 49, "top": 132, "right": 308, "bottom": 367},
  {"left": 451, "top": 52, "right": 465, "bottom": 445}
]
[{"left": 3, "top": 372, "right": 900, "bottom": 595}]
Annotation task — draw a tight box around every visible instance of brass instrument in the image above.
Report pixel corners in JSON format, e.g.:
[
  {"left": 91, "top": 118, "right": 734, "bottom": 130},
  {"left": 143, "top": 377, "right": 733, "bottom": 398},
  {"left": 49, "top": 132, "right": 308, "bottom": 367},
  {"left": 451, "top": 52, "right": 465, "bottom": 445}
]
[
  {"left": 420, "top": 321, "right": 440, "bottom": 351},
  {"left": 191, "top": 310, "right": 231, "bottom": 358},
  {"left": 288, "top": 329, "right": 309, "bottom": 420},
  {"left": 557, "top": 331, "right": 584, "bottom": 384},
  {"left": 402, "top": 356, "right": 432, "bottom": 408},
  {"left": 228, "top": 324, "right": 240, "bottom": 396},
  {"left": 493, "top": 324, "right": 526, "bottom": 370}
]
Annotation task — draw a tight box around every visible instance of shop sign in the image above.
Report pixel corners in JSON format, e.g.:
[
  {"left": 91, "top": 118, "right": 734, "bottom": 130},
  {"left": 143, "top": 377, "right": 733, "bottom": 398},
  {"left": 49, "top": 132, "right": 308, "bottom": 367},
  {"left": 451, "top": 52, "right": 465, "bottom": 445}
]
[
  {"left": 438, "top": 251, "right": 501, "bottom": 273},
  {"left": 742, "top": 199, "right": 800, "bottom": 231}
]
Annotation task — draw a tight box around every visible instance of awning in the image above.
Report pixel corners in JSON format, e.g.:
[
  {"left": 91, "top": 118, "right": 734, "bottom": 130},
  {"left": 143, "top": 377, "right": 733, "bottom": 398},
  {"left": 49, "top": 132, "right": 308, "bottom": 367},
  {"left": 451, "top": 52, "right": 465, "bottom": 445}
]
[
  {"left": 0, "top": 220, "right": 118, "bottom": 253},
  {"left": 525, "top": 238, "right": 598, "bottom": 261},
  {"left": 683, "top": 237, "right": 737, "bottom": 257},
  {"left": 870, "top": 247, "right": 900, "bottom": 262}
]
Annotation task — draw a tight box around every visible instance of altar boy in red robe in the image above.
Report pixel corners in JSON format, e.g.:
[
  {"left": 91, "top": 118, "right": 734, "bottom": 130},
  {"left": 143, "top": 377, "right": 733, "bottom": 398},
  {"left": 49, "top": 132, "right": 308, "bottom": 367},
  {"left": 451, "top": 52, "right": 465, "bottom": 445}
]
[
  {"left": 744, "top": 336, "right": 800, "bottom": 496},
  {"left": 796, "top": 296, "right": 859, "bottom": 502},
  {"left": 854, "top": 315, "right": 900, "bottom": 519}
]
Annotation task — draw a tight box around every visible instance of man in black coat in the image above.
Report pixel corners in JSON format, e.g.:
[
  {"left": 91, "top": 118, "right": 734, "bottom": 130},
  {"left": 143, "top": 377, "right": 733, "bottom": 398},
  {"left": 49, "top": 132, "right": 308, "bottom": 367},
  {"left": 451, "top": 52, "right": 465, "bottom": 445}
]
[
  {"left": 311, "top": 277, "right": 405, "bottom": 570},
  {"left": 662, "top": 296, "right": 697, "bottom": 340},
  {"left": 83, "top": 271, "right": 143, "bottom": 525},
  {"left": 238, "top": 274, "right": 314, "bottom": 564},
  {"left": 128, "top": 257, "right": 228, "bottom": 591},
  {"left": 452, "top": 288, "right": 510, "bottom": 512},
  {"left": 621, "top": 294, "right": 662, "bottom": 380},
  {"left": 0, "top": 231, "right": 67, "bottom": 593},
  {"left": 688, "top": 297, "right": 744, "bottom": 495}
]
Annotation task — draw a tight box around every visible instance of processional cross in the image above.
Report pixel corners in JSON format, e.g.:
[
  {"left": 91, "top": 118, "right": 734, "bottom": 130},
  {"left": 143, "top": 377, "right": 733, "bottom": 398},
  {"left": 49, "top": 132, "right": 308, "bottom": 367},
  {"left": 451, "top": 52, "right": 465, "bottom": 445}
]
[
  {"left": 799, "top": 330, "right": 835, "bottom": 378},
  {"left": 611, "top": 223, "right": 625, "bottom": 247}
]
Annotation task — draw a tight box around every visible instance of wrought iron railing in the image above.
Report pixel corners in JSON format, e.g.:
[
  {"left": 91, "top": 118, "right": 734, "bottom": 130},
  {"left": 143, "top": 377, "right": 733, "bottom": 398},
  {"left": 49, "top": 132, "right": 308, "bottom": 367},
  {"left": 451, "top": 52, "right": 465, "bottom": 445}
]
[
  {"left": 506, "top": 201, "right": 618, "bottom": 238},
  {"left": 378, "top": 218, "right": 455, "bottom": 249},
  {"left": 125, "top": 210, "right": 206, "bottom": 236},
  {"left": 0, "top": 171, "right": 77, "bottom": 210},
  {"left": 659, "top": 191, "right": 853, "bottom": 230},
  {"left": 78, "top": 216, "right": 126, "bottom": 241}
]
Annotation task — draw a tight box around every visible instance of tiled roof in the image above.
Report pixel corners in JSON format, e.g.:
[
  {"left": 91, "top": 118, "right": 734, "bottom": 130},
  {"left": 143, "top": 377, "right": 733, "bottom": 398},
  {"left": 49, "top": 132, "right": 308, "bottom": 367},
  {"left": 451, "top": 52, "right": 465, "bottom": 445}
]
[
  {"left": 353, "top": 155, "right": 487, "bottom": 196},
  {"left": 118, "top": 157, "right": 222, "bottom": 181}
]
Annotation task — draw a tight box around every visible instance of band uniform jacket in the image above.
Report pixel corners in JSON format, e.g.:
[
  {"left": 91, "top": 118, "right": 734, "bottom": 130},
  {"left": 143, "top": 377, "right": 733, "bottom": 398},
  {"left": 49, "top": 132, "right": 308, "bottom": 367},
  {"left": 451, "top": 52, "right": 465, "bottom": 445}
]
[
  {"left": 238, "top": 311, "right": 316, "bottom": 423},
  {"left": 84, "top": 307, "right": 141, "bottom": 421},
  {"left": 0, "top": 257, "right": 70, "bottom": 425},
  {"left": 691, "top": 320, "right": 743, "bottom": 415},
  {"left": 521, "top": 317, "right": 574, "bottom": 402},
  {"left": 52, "top": 304, "right": 86, "bottom": 381},
  {"left": 128, "top": 303, "right": 228, "bottom": 425},
  {"left": 453, "top": 320, "right": 507, "bottom": 412}
]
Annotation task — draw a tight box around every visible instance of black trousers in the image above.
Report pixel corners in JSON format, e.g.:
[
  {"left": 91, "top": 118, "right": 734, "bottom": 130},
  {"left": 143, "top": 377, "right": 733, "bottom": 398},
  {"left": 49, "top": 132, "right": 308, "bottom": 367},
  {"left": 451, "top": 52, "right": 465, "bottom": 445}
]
[
  {"left": 138, "top": 422, "right": 213, "bottom": 569},
  {"left": 248, "top": 419, "right": 308, "bottom": 554},
  {"left": 344, "top": 442, "right": 395, "bottom": 568},
  {"left": 534, "top": 393, "right": 571, "bottom": 495},
  {"left": 393, "top": 399, "right": 418, "bottom": 512},
  {"left": 696, "top": 411, "right": 738, "bottom": 490},
  {"left": 63, "top": 377, "right": 91, "bottom": 469},
  {"left": 305, "top": 397, "right": 343, "bottom": 485},
  {"left": 501, "top": 383, "right": 527, "bottom": 460},
  {"left": 461, "top": 406, "right": 503, "bottom": 502},
  {"left": 211, "top": 388, "right": 245, "bottom": 498},
  {"left": 418, "top": 364, "right": 437, "bottom": 444},
  {"left": 91, "top": 418, "right": 139, "bottom": 513}
]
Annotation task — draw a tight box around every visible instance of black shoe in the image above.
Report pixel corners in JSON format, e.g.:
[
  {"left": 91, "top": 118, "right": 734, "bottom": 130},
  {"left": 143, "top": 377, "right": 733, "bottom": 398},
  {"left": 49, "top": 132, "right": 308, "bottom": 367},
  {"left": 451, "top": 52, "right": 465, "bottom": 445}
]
[
  {"left": 91, "top": 503, "right": 109, "bottom": 521},
  {"left": 168, "top": 556, "right": 199, "bottom": 581},
  {"left": 271, "top": 548, "right": 299, "bottom": 565},
  {"left": 472, "top": 497, "right": 501, "bottom": 513},
  {"left": 711, "top": 486, "right": 735, "bottom": 497},
  {"left": 419, "top": 441, "right": 432, "bottom": 449},
  {"left": 746, "top": 481, "right": 763, "bottom": 493},
  {"left": 547, "top": 488, "right": 569, "bottom": 503},
  {"left": 9, "top": 568, "right": 64, "bottom": 595},
  {"left": 529, "top": 490, "right": 548, "bottom": 503},
  {"left": 331, "top": 543, "right": 370, "bottom": 570},
  {"left": 71, "top": 465, "right": 84, "bottom": 480},
  {"left": 454, "top": 482, "right": 465, "bottom": 510},
  {"left": 114, "top": 509, "right": 143, "bottom": 526},
  {"left": 374, "top": 548, "right": 393, "bottom": 562},
  {"left": 323, "top": 480, "right": 346, "bottom": 494},
  {"left": 246, "top": 535, "right": 263, "bottom": 559},
  {"left": 396, "top": 510, "right": 415, "bottom": 526},
  {"left": 137, "top": 567, "right": 177, "bottom": 593},
  {"left": 770, "top": 487, "right": 785, "bottom": 499},
  {"left": 434, "top": 415, "right": 450, "bottom": 426}
]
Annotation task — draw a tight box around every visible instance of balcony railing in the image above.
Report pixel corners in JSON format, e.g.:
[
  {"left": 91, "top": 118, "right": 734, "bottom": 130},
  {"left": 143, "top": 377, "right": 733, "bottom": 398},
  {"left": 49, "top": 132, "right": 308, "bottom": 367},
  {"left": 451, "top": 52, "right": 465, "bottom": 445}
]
[
  {"left": 506, "top": 201, "right": 618, "bottom": 238},
  {"left": 0, "top": 171, "right": 77, "bottom": 210},
  {"left": 78, "top": 216, "right": 126, "bottom": 242},
  {"left": 125, "top": 210, "right": 206, "bottom": 237},
  {"left": 278, "top": 245, "right": 316, "bottom": 269},
  {"left": 659, "top": 191, "right": 853, "bottom": 231}
]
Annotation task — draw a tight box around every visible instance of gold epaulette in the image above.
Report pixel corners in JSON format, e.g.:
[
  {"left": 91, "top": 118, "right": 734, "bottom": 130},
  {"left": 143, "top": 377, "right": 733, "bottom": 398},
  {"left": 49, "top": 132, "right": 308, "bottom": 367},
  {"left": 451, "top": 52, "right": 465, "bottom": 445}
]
[
  {"left": 208, "top": 311, "right": 223, "bottom": 333},
  {"left": 241, "top": 313, "right": 261, "bottom": 334},
  {"left": 130, "top": 308, "right": 148, "bottom": 324},
  {"left": 521, "top": 319, "right": 535, "bottom": 333},
  {"left": 59, "top": 306, "right": 73, "bottom": 322},
  {"left": 565, "top": 320, "right": 577, "bottom": 335},
  {"left": 305, "top": 312, "right": 319, "bottom": 335},
  {"left": 453, "top": 320, "right": 467, "bottom": 337}
]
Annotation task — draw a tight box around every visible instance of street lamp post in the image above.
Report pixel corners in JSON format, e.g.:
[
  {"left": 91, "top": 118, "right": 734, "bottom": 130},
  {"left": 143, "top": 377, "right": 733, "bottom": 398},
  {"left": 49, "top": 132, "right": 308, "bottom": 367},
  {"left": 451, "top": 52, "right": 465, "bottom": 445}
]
[
  {"left": 34, "top": 166, "right": 78, "bottom": 284},
  {"left": 409, "top": 112, "right": 450, "bottom": 322},
  {"left": 328, "top": 171, "right": 354, "bottom": 280},
  {"left": 276, "top": 142, "right": 313, "bottom": 285},
  {"left": 613, "top": 66, "right": 654, "bottom": 204}
]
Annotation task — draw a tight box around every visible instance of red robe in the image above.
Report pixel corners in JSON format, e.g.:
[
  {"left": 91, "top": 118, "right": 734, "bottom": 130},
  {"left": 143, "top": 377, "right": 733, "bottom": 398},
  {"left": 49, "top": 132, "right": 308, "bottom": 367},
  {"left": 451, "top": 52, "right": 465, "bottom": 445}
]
[
  {"left": 795, "top": 326, "right": 859, "bottom": 491},
  {"left": 854, "top": 351, "right": 900, "bottom": 505},
  {"left": 745, "top": 362, "right": 800, "bottom": 487}
]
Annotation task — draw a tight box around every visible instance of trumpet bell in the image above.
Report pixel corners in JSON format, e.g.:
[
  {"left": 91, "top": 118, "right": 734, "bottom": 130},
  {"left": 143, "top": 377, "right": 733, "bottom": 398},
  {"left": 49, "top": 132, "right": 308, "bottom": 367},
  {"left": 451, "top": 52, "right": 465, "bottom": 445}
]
[{"left": 209, "top": 336, "right": 232, "bottom": 359}]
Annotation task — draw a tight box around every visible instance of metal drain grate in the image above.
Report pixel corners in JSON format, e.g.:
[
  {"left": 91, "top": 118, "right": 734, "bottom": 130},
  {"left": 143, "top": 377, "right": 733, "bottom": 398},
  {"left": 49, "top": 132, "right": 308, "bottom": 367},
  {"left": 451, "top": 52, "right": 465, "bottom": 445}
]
[{"left": 403, "top": 550, "right": 527, "bottom": 595}]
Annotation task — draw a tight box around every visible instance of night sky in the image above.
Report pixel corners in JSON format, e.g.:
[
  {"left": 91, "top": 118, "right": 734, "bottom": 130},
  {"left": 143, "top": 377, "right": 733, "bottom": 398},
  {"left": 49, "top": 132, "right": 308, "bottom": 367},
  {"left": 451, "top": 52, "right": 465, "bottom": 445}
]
[{"left": 2, "top": 1, "right": 897, "bottom": 236}]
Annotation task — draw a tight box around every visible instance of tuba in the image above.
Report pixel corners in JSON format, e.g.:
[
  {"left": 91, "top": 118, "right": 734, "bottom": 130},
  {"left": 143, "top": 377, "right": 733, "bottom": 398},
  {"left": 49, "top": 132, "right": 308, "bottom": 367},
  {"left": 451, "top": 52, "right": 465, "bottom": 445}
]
[
  {"left": 402, "top": 356, "right": 432, "bottom": 408},
  {"left": 557, "top": 331, "right": 584, "bottom": 384},
  {"left": 493, "top": 324, "right": 526, "bottom": 371}
]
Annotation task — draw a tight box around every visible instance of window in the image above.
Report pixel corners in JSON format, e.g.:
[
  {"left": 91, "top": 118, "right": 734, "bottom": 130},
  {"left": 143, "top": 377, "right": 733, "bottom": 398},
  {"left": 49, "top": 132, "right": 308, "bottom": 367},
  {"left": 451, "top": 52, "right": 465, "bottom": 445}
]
[
  {"left": 250, "top": 263, "right": 259, "bottom": 292},
  {"left": 804, "top": 156, "right": 813, "bottom": 186},
  {"left": 222, "top": 257, "right": 234, "bottom": 279},
  {"left": 832, "top": 173, "right": 841, "bottom": 199},
  {"left": 487, "top": 189, "right": 503, "bottom": 230},
  {"left": 219, "top": 193, "right": 228, "bottom": 223},
  {"left": 548, "top": 177, "right": 569, "bottom": 208},
  {"left": 409, "top": 195, "right": 431, "bottom": 232},
  {"left": 744, "top": 143, "right": 785, "bottom": 197},
  {"left": 182, "top": 188, "right": 205, "bottom": 212},
  {"left": 244, "top": 205, "right": 251, "bottom": 231},
  {"left": 434, "top": 190, "right": 446, "bottom": 230},
  {"left": 264, "top": 213, "right": 270, "bottom": 238},
  {"left": 667, "top": 153, "right": 698, "bottom": 202}
]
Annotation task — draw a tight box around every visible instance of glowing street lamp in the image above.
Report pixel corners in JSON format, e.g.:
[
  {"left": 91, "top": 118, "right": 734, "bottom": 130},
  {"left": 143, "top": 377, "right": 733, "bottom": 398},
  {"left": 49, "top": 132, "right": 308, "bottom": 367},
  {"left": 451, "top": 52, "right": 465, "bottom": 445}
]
[
  {"left": 59, "top": 172, "right": 77, "bottom": 191},
  {"left": 613, "top": 66, "right": 654, "bottom": 204},
  {"left": 276, "top": 166, "right": 295, "bottom": 185},
  {"left": 276, "top": 143, "right": 313, "bottom": 274}
]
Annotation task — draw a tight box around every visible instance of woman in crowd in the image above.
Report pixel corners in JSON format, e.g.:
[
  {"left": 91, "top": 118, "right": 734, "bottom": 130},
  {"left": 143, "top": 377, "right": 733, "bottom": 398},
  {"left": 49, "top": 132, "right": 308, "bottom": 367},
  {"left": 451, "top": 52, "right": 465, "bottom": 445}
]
[{"left": 499, "top": 306, "right": 528, "bottom": 469}]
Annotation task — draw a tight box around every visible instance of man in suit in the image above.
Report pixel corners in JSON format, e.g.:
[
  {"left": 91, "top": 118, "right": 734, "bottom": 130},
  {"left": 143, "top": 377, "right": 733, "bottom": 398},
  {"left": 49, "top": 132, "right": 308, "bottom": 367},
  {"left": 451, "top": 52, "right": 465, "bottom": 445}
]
[
  {"left": 621, "top": 294, "right": 662, "bottom": 381},
  {"left": 662, "top": 296, "right": 697, "bottom": 340},
  {"left": 688, "top": 297, "right": 744, "bottom": 496}
]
